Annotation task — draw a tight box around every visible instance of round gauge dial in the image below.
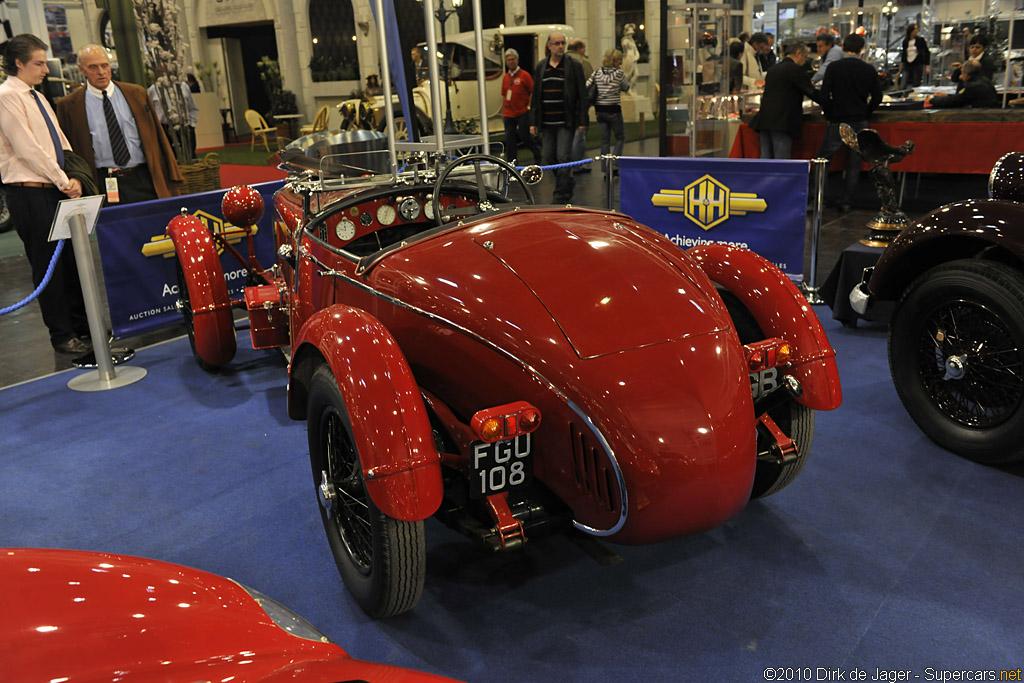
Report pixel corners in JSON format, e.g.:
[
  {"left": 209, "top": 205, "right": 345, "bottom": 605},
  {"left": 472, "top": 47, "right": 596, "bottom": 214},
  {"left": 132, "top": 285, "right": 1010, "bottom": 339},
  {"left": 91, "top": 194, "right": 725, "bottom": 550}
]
[
  {"left": 423, "top": 197, "right": 435, "bottom": 221},
  {"left": 335, "top": 217, "right": 356, "bottom": 241},
  {"left": 359, "top": 212, "right": 373, "bottom": 227},
  {"left": 398, "top": 197, "right": 421, "bottom": 222},
  {"left": 376, "top": 203, "right": 397, "bottom": 226}
]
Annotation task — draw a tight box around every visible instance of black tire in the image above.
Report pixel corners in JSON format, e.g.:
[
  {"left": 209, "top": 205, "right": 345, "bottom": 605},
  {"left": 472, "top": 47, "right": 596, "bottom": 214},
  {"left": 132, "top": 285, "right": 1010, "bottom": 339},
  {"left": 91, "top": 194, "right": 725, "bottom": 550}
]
[
  {"left": 175, "top": 261, "right": 220, "bottom": 372},
  {"left": 718, "top": 289, "right": 815, "bottom": 498},
  {"left": 307, "top": 364, "right": 426, "bottom": 617},
  {"left": 888, "top": 259, "right": 1024, "bottom": 464}
]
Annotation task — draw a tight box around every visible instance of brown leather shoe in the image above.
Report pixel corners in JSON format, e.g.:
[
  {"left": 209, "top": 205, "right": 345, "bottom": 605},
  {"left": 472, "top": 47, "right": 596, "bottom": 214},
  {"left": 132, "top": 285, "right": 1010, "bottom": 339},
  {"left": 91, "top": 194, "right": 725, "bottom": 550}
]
[{"left": 53, "top": 337, "right": 92, "bottom": 354}]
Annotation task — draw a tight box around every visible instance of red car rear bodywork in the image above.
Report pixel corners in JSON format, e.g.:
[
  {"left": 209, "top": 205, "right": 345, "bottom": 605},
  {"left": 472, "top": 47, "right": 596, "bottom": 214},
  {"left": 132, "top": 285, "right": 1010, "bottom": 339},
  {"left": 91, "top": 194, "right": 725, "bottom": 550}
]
[{"left": 168, "top": 160, "right": 841, "bottom": 616}]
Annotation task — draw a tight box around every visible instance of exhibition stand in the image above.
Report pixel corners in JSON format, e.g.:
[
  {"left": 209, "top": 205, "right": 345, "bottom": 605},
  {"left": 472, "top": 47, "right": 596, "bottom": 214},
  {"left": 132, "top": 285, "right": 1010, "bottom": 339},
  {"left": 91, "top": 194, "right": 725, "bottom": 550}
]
[{"left": 730, "top": 109, "right": 1024, "bottom": 174}]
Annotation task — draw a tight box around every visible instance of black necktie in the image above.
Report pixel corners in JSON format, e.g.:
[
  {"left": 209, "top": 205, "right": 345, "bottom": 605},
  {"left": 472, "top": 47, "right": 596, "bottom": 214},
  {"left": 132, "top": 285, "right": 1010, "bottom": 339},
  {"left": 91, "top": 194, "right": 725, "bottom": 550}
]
[
  {"left": 102, "top": 90, "right": 131, "bottom": 167},
  {"left": 31, "top": 90, "right": 64, "bottom": 169}
]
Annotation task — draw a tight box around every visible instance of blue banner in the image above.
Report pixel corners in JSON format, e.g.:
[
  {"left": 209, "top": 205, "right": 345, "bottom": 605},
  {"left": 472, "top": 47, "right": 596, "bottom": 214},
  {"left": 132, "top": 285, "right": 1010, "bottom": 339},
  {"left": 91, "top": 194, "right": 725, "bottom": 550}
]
[
  {"left": 96, "top": 181, "right": 284, "bottom": 338},
  {"left": 619, "top": 157, "right": 809, "bottom": 279}
]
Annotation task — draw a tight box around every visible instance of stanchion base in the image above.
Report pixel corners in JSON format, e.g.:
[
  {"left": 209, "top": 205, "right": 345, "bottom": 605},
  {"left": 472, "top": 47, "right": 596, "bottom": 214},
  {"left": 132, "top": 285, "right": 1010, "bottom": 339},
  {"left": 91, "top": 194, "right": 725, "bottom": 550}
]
[
  {"left": 71, "top": 347, "right": 136, "bottom": 369},
  {"left": 67, "top": 365, "right": 148, "bottom": 392}
]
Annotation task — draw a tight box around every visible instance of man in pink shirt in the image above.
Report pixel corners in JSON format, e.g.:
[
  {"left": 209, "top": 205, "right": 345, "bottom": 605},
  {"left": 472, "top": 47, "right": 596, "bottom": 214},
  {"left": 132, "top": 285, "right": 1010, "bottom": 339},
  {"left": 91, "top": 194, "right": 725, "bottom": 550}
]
[
  {"left": 500, "top": 48, "right": 540, "bottom": 165},
  {"left": 0, "top": 34, "right": 89, "bottom": 354}
]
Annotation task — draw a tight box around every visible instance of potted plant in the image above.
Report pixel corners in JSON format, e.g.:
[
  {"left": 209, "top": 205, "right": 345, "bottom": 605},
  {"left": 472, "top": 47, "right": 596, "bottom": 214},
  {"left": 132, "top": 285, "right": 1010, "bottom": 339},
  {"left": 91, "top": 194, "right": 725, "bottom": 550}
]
[{"left": 258, "top": 56, "right": 298, "bottom": 138}]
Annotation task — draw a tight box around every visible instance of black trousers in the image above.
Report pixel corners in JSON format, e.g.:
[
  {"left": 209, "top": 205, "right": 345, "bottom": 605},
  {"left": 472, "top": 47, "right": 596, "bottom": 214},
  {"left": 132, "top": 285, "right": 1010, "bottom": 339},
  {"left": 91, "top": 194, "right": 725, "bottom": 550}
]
[
  {"left": 99, "top": 165, "right": 159, "bottom": 205},
  {"left": 7, "top": 185, "right": 88, "bottom": 346}
]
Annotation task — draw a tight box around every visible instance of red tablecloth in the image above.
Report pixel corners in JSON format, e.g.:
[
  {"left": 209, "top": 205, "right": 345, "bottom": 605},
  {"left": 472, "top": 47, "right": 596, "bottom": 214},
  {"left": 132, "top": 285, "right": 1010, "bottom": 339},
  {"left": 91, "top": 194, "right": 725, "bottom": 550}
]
[{"left": 730, "top": 121, "right": 1024, "bottom": 174}]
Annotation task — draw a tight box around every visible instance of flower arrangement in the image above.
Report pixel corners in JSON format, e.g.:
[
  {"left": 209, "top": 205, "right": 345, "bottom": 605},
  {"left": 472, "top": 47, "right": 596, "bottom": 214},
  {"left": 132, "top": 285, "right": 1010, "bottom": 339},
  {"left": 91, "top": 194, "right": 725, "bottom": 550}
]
[{"left": 132, "top": 0, "right": 193, "bottom": 164}]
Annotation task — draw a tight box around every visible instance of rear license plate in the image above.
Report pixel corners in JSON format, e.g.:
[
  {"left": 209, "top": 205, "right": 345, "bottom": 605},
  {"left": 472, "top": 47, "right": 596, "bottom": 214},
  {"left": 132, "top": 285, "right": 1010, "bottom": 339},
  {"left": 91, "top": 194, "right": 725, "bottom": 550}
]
[{"left": 470, "top": 434, "right": 532, "bottom": 499}]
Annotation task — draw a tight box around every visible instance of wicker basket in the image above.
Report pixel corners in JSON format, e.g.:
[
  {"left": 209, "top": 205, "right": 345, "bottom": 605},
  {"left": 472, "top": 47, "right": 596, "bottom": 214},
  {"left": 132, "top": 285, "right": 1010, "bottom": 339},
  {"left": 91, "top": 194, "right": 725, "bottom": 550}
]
[{"left": 179, "top": 152, "right": 222, "bottom": 195}]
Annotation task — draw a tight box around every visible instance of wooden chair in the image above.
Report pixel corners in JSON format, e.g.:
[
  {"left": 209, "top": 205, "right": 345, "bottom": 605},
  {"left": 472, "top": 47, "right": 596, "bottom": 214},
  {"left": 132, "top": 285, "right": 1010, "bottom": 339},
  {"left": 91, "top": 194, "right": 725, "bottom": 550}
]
[
  {"left": 244, "top": 109, "right": 276, "bottom": 152},
  {"left": 300, "top": 104, "right": 330, "bottom": 136}
]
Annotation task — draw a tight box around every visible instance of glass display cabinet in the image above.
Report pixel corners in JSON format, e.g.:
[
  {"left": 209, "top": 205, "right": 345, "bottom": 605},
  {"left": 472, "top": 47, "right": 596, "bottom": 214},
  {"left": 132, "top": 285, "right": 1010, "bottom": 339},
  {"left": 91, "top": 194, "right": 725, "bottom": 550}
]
[{"left": 659, "top": 2, "right": 734, "bottom": 157}]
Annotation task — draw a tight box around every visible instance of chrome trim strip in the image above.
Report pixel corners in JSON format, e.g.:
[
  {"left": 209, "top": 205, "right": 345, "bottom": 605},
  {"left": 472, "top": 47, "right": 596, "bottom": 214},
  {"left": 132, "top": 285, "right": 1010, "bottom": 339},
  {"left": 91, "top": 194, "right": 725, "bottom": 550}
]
[{"left": 298, "top": 245, "right": 628, "bottom": 536}]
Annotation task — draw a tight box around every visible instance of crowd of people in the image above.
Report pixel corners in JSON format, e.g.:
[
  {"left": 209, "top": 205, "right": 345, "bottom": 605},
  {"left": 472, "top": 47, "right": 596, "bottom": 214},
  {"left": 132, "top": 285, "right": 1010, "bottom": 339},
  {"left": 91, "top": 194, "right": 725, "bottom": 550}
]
[
  {"left": 0, "top": 34, "right": 187, "bottom": 354},
  {"left": 502, "top": 30, "right": 637, "bottom": 203},
  {"left": 742, "top": 24, "right": 1001, "bottom": 210}
]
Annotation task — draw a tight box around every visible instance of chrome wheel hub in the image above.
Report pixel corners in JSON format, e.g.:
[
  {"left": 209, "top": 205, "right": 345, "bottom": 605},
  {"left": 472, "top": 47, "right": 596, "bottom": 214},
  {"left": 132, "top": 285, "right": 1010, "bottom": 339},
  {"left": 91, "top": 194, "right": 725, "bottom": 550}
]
[
  {"left": 943, "top": 354, "right": 967, "bottom": 381},
  {"left": 318, "top": 470, "right": 337, "bottom": 516}
]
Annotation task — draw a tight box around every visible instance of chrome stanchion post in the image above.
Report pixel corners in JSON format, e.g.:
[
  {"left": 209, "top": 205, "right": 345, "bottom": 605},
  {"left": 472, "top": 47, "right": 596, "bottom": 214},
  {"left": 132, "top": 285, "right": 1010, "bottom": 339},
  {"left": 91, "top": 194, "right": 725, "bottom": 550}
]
[
  {"left": 66, "top": 212, "right": 147, "bottom": 392},
  {"left": 606, "top": 155, "right": 615, "bottom": 210},
  {"left": 803, "top": 158, "right": 827, "bottom": 304}
]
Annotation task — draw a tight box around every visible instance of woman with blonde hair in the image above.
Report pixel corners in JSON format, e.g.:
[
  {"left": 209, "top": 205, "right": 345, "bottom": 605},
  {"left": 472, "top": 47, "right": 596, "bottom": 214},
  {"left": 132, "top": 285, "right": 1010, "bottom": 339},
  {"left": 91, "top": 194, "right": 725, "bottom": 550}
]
[{"left": 586, "top": 48, "right": 630, "bottom": 175}]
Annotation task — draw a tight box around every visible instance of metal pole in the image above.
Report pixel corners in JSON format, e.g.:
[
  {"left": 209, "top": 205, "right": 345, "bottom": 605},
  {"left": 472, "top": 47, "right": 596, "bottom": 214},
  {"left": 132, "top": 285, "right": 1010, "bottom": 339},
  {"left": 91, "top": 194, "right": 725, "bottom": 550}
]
[
  {"left": 803, "top": 158, "right": 827, "bottom": 305},
  {"left": 438, "top": 2, "right": 456, "bottom": 134},
  {"left": 471, "top": 0, "right": 489, "bottom": 153},
  {"left": 422, "top": 0, "right": 446, "bottom": 153},
  {"left": 373, "top": 0, "right": 398, "bottom": 175},
  {"left": 606, "top": 155, "right": 615, "bottom": 210},
  {"left": 66, "top": 213, "right": 147, "bottom": 391}
]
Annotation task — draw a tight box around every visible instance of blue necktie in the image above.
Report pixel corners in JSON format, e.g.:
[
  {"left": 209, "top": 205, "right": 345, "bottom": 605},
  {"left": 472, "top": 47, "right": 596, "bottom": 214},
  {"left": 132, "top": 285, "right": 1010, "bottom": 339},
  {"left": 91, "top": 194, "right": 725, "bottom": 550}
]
[{"left": 31, "top": 90, "right": 64, "bottom": 170}]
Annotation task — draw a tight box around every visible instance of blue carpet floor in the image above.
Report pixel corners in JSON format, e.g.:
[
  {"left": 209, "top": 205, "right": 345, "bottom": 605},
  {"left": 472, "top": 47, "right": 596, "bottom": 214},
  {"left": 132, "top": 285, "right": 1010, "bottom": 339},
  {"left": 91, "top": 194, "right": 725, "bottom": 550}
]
[{"left": 2, "top": 309, "right": 1022, "bottom": 681}]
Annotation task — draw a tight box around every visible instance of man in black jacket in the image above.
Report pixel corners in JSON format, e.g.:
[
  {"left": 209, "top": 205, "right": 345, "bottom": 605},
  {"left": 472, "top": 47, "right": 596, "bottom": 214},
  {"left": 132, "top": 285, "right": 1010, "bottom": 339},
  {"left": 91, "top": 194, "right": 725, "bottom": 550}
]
[
  {"left": 749, "top": 40, "right": 822, "bottom": 159},
  {"left": 530, "top": 31, "right": 588, "bottom": 203},
  {"left": 929, "top": 60, "right": 999, "bottom": 108},
  {"left": 816, "top": 33, "right": 882, "bottom": 212}
]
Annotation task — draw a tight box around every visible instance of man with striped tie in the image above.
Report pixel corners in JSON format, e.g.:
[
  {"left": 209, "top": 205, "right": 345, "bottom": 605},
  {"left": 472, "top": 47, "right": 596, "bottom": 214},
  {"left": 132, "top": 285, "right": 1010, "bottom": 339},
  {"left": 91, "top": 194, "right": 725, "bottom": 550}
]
[
  {"left": 57, "top": 44, "right": 181, "bottom": 204},
  {"left": 0, "top": 34, "right": 89, "bottom": 354}
]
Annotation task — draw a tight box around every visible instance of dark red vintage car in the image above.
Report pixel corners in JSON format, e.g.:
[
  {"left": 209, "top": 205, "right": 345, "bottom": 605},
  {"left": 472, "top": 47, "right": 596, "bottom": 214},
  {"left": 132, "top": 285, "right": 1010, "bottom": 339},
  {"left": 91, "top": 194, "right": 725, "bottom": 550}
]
[
  {"left": 167, "top": 148, "right": 842, "bottom": 617},
  {"left": 166, "top": 6, "right": 840, "bottom": 618},
  {"left": 851, "top": 152, "right": 1024, "bottom": 465},
  {"left": 1, "top": 547, "right": 461, "bottom": 682}
]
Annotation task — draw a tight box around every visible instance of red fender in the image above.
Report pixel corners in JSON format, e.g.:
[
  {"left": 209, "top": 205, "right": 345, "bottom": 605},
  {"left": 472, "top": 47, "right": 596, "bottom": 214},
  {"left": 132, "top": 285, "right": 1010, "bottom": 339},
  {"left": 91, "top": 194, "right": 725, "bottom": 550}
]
[
  {"left": 688, "top": 244, "right": 842, "bottom": 411},
  {"left": 166, "top": 215, "right": 236, "bottom": 367},
  {"left": 292, "top": 305, "right": 442, "bottom": 522}
]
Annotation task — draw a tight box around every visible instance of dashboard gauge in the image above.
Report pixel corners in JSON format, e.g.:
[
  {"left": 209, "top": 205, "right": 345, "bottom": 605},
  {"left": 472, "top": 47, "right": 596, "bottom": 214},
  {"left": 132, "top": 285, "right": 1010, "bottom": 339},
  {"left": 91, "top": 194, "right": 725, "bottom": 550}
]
[
  {"left": 359, "top": 212, "right": 373, "bottom": 227},
  {"left": 423, "top": 197, "right": 435, "bottom": 221},
  {"left": 335, "top": 217, "right": 356, "bottom": 241},
  {"left": 349, "top": 207, "right": 359, "bottom": 217},
  {"left": 376, "top": 203, "right": 397, "bottom": 226},
  {"left": 398, "top": 197, "right": 421, "bottom": 222}
]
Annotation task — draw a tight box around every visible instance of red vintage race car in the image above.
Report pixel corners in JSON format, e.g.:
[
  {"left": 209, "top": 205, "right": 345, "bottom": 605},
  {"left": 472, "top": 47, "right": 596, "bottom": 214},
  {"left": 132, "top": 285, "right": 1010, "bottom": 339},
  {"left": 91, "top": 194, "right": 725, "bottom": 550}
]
[
  {"left": 1, "top": 547, "right": 461, "bottom": 682},
  {"left": 166, "top": 150, "right": 842, "bottom": 618}
]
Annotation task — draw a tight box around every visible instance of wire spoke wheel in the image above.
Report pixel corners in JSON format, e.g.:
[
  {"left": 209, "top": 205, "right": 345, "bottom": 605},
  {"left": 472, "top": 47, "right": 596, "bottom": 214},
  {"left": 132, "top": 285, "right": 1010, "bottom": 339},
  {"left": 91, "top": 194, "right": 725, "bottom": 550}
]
[
  {"left": 322, "top": 409, "right": 373, "bottom": 572},
  {"left": 307, "top": 364, "right": 426, "bottom": 617},
  {"left": 889, "top": 259, "right": 1024, "bottom": 464},
  {"left": 916, "top": 300, "right": 1024, "bottom": 428}
]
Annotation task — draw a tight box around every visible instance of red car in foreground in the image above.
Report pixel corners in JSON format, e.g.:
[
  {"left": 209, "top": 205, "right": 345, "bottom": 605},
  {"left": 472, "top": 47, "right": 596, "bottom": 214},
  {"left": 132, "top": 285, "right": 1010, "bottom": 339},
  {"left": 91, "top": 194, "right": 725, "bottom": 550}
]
[
  {"left": 1, "top": 547, "right": 460, "bottom": 682},
  {"left": 167, "top": 149, "right": 842, "bottom": 617}
]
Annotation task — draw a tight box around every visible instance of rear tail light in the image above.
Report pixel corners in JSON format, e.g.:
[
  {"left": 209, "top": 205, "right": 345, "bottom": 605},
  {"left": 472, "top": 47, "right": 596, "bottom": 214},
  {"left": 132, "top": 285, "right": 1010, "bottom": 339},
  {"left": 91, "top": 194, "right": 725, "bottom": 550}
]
[
  {"left": 471, "top": 401, "right": 542, "bottom": 443},
  {"left": 744, "top": 338, "right": 793, "bottom": 373}
]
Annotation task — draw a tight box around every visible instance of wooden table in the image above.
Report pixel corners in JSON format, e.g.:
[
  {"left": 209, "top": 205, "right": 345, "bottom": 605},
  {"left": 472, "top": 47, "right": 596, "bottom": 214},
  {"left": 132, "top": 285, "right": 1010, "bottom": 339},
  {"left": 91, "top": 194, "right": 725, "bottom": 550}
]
[{"left": 273, "top": 113, "right": 302, "bottom": 140}]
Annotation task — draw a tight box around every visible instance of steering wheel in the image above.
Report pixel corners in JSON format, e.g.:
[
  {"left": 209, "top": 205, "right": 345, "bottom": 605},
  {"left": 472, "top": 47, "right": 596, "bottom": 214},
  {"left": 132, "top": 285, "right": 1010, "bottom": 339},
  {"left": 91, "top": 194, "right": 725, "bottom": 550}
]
[{"left": 431, "top": 153, "right": 536, "bottom": 226}]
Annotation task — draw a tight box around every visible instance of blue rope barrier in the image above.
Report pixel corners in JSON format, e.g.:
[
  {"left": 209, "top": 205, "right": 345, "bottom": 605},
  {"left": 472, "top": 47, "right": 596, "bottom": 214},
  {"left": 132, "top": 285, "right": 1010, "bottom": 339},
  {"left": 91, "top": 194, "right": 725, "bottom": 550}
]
[{"left": 0, "top": 239, "right": 65, "bottom": 316}]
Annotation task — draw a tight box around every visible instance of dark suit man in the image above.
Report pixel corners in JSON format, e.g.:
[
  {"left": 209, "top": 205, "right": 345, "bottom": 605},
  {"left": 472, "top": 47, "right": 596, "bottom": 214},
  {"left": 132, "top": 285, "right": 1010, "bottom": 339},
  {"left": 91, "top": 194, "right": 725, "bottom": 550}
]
[
  {"left": 929, "top": 60, "right": 999, "bottom": 108},
  {"left": 749, "top": 40, "right": 822, "bottom": 159},
  {"left": 530, "top": 31, "right": 588, "bottom": 203},
  {"left": 57, "top": 44, "right": 182, "bottom": 204},
  {"left": 817, "top": 33, "right": 883, "bottom": 212}
]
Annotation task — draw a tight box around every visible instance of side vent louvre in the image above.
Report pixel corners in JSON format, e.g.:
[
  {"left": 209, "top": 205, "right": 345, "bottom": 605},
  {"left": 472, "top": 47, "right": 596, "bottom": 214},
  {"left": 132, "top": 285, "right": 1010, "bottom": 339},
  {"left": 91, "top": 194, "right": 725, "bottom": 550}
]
[{"left": 568, "top": 422, "right": 618, "bottom": 512}]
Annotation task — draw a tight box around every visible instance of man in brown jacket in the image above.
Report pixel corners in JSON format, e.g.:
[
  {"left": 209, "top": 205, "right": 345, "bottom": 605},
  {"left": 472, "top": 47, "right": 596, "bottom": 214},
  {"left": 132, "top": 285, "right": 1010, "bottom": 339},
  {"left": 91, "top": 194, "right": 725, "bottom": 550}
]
[{"left": 56, "top": 44, "right": 182, "bottom": 204}]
